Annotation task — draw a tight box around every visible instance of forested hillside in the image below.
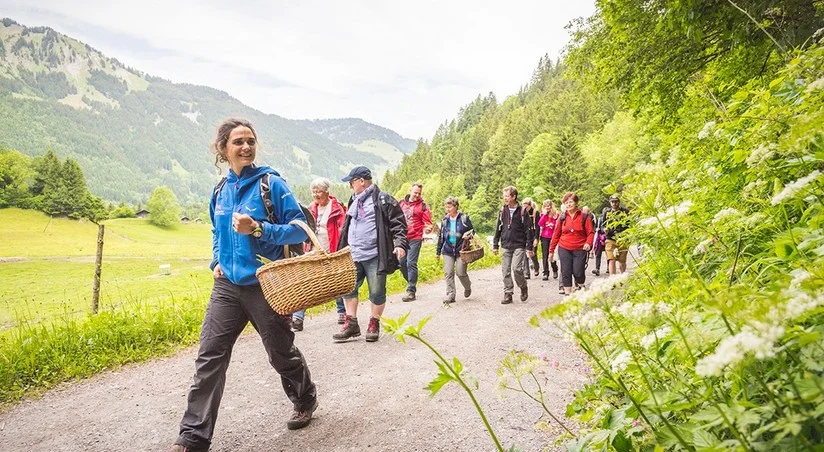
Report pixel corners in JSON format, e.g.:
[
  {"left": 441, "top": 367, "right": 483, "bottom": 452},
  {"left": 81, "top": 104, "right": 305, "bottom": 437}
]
[
  {"left": 0, "top": 18, "right": 411, "bottom": 203},
  {"left": 388, "top": 0, "right": 824, "bottom": 450}
]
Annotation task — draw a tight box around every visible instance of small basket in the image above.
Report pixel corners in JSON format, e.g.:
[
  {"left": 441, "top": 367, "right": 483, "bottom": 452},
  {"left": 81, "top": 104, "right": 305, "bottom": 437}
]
[
  {"left": 256, "top": 220, "right": 356, "bottom": 315},
  {"left": 459, "top": 235, "right": 485, "bottom": 264}
]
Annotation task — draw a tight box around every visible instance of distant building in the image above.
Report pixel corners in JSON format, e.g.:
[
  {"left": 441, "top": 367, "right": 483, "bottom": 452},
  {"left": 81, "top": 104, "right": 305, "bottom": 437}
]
[
  {"left": 135, "top": 209, "right": 150, "bottom": 218},
  {"left": 180, "top": 216, "right": 190, "bottom": 224}
]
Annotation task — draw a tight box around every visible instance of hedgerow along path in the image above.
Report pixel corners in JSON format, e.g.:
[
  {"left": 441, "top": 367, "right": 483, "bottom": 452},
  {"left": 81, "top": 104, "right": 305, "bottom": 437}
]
[{"left": 0, "top": 265, "right": 595, "bottom": 451}]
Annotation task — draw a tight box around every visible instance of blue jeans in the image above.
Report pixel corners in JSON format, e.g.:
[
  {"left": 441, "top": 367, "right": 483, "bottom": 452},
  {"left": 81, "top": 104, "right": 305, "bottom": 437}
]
[
  {"left": 345, "top": 255, "right": 387, "bottom": 305},
  {"left": 400, "top": 239, "right": 422, "bottom": 293},
  {"left": 292, "top": 297, "right": 344, "bottom": 320}
]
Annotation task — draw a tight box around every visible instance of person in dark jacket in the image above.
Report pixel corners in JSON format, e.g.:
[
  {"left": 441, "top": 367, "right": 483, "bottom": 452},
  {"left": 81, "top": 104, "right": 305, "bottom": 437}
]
[
  {"left": 492, "top": 186, "right": 535, "bottom": 304},
  {"left": 170, "top": 118, "right": 317, "bottom": 452},
  {"left": 334, "top": 166, "right": 408, "bottom": 343},
  {"left": 521, "top": 198, "right": 541, "bottom": 279},
  {"left": 435, "top": 196, "right": 474, "bottom": 304},
  {"left": 602, "top": 194, "right": 631, "bottom": 275}
]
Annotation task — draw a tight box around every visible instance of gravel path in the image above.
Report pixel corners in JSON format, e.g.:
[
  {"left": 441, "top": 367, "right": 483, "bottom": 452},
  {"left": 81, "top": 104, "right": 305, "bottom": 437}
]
[{"left": 0, "top": 265, "right": 594, "bottom": 451}]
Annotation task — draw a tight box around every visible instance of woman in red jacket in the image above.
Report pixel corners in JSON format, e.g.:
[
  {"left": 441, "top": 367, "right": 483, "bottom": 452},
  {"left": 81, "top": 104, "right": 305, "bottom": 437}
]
[
  {"left": 549, "top": 192, "right": 594, "bottom": 295},
  {"left": 291, "top": 177, "right": 347, "bottom": 331}
]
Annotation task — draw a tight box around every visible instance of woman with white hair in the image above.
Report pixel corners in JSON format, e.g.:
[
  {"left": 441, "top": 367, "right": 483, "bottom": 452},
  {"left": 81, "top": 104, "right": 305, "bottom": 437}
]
[{"left": 290, "top": 177, "right": 347, "bottom": 331}]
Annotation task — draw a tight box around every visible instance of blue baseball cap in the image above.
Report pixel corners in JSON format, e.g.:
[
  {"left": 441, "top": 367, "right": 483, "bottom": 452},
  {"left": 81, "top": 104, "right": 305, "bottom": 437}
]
[{"left": 342, "top": 166, "right": 372, "bottom": 182}]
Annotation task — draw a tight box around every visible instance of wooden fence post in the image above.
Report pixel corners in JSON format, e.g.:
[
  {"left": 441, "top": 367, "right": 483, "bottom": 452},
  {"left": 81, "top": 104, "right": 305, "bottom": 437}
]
[{"left": 92, "top": 223, "right": 104, "bottom": 314}]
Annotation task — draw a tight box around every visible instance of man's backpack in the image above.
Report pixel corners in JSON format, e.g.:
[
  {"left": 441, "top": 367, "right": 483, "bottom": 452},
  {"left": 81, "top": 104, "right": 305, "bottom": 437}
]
[{"left": 214, "top": 174, "right": 315, "bottom": 257}]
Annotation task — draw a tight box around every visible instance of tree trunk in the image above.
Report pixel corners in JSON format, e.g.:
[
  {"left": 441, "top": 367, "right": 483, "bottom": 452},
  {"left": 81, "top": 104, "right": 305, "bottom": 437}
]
[{"left": 92, "top": 224, "right": 104, "bottom": 314}]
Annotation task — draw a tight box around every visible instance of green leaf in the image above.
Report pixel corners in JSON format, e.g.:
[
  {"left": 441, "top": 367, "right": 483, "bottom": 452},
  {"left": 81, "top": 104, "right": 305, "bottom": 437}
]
[
  {"left": 452, "top": 357, "right": 463, "bottom": 374},
  {"left": 611, "top": 431, "right": 632, "bottom": 452},
  {"left": 692, "top": 428, "right": 719, "bottom": 448}
]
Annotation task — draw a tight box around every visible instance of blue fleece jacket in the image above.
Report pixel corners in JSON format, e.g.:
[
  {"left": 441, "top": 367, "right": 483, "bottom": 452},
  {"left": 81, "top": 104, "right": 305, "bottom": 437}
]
[{"left": 209, "top": 165, "right": 308, "bottom": 286}]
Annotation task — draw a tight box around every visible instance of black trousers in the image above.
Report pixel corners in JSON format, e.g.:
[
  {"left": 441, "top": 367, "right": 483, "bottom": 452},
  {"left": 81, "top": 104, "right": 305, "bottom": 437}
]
[
  {"left": 558, "top": 247, "right": 587, "bottom": 288},
  {"left": 176, "top": 277, "right": 316, "bottom": 450},
  {"left": 540, "top": 237, "right": 558, "bottom": 276}
]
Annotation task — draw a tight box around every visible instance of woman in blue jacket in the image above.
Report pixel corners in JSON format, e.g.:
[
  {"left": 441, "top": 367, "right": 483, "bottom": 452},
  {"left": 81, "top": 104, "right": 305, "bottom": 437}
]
[
  {"left": 435, "top": 196, "right": 475, "bottom": 303},
  {"left": 171, "top": 118, "right": 317, "bottom": 452}
]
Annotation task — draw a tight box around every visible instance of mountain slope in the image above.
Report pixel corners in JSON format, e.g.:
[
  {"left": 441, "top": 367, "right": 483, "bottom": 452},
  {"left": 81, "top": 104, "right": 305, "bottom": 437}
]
[{"left": 0, "top": 19, "right": 404, "bottom": 202}]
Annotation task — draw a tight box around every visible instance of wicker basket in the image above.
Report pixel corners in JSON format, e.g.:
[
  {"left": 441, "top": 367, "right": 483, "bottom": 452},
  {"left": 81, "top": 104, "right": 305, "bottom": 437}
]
[
  {"left": 459, "top": 235, "right": 485, "bottom": 264},
  {"left": 256, "top": 220, "right": 356, "bottom": 315}
]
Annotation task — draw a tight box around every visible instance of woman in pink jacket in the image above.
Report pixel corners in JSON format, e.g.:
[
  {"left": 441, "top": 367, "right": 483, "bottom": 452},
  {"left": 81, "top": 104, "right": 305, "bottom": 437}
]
[{"left": 537, "top": 200, "right": 559, "bottom": 280}]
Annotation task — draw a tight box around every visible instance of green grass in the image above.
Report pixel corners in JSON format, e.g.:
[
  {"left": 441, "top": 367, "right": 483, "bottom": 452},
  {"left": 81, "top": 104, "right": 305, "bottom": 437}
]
[{"left": 0, "top": 207, "right": 501, "bottom": 405}]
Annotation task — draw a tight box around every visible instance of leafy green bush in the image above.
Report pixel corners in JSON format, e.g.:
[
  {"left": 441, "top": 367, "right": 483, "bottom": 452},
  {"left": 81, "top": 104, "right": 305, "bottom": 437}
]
[{"left": 535, "top": 45, "right": 824, "bottom": 450}]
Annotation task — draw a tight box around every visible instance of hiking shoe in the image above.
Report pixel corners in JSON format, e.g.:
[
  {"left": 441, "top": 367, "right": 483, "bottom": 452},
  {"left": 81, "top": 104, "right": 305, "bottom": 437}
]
[
  {"left": 443, "top": 297, "right": 456, "bottom": 304},
  {"left": 591, "top": 269, "right": 600, "bottom": 276},
  {"left": 501, "top": 293, "right": 513, "bottom": 304},
  {"left": 541, "top": 274, "right": 549, "bottom": 281},
  {"left": 337, "top": 313, "right": 346, "bottom": 325},
  {"left": 332, "top": 316, "right": 360, "bottom": 342},
  {"left": 365, "top": 317, "right": 380, "bottom": 342},
  {"left": 286, "top": 399, "right": 318, "bottom": 430},
  {"left": 534, "top": 269, "right": 540, "bottom": 277},
  {"left": 558, "top": 287, "right": 565, "bottom": 294},
  {"left": 524, "top": 274, "right": 531, "bottom": 280},
  {"left": 463, "top": 287, "right": 471, "bottom": 298},
  {"left": 552, "top": 270, "right": 558, "bottom": 279},
  {"left": 291, "top": 318, "right": 304, "bottom": 332},
  {"left": 168, "top": 445, "right": 207, "bottom": 452},
  {"left": 402, "top": 291, "right": 416, "bottom": 302},
  {"left": 520, "top": 286, "right": 529, "bottom": 302}
]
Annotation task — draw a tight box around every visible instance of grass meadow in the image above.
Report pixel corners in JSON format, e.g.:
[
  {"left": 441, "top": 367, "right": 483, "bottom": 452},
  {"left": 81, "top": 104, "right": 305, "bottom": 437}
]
[{"left": 0, "top": 207, "right": 500, "bottom": 405}]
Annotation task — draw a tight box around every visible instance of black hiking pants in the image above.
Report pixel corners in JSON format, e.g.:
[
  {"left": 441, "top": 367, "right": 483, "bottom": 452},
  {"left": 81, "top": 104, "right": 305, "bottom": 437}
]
[{"left": 176, "top": 277, "right": 316, "bottom": 450}]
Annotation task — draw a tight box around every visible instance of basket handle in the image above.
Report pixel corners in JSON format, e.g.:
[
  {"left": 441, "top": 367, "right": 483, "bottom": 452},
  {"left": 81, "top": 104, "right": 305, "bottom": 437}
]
[{"left": 288, "top": 219, "right": 327, "bottom": 255}]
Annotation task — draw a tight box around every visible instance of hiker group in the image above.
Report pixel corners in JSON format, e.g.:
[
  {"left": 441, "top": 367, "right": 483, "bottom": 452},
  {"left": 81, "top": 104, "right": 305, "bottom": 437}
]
[{"left": 169, "top": 118, "right": 632, "bottom": 451}]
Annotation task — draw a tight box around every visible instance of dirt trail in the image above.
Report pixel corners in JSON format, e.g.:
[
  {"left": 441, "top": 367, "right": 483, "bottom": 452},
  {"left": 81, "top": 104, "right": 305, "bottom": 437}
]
[{"left": 0, "top": 266, "right": 593, "bottom": 452}]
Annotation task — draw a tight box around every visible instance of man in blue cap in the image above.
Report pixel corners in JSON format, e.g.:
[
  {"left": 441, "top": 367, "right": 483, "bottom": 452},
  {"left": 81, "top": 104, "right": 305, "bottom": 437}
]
[{"left": 334, "top": 166, "right": 408, "bottom": 342}]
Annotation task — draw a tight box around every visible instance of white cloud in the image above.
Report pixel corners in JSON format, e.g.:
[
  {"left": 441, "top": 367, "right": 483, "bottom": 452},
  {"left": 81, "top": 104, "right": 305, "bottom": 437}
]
[{"left": 1, "top": 0, "right": 596, "bottom": 138}]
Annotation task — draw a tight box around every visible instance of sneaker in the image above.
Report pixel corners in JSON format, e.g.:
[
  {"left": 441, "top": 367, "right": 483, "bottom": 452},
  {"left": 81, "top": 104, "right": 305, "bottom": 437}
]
[
  {"left": 332, "top": 316, "right": 360, "bottom": 342},
  {"left": 365, "top": 317, "right": 380, "bottom": 342},
  {"left": 337, "top": 313, "right": 346, "bottom": 325},
  {"left": 534, "top": 269, "right": 540, "bottom": 277},
  {"left": 552, "top": 270, "right": 558, "bottom": 279},
  {"left": 524, "top": 274, "right": 531, "bottom": 280},
  {"left": 443, "top": 297, "right": 456, "bottom": 304},
  {"left": 592, "top": 269, "right": 600, "bottom": 276},
  {"left": 575, "top": 284, "right": 585, "bottom": 291},
  {"left": 291, "top": 318, "right": 304, "bottom": 332},
  {"left": 286, "top": 399, "right": 318, "bottom": 430},
  {"left": 501, "top": 293, "right": 513, "bottom": 304},
  {"left": 520, "top": 286, "right": 528, "bottom": 302},
  {"left": 558, "top": 287, "right": 565, "bottom": 294},
  {"left": 402, "top": 291, "right": 416, "bottom": 302},
  {"left": 464, "top": 287, "right": 471, "bottom": 298},
  {"left": 541, "top": 274, "right": 549, "bottom": 281}
]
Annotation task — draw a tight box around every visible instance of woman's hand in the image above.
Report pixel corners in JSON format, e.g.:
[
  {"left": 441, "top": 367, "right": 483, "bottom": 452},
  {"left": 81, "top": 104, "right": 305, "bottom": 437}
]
[
  {"left": 435, "top": 254, "right": 441, "bottom": 261},
  {"left": 213, "top": 263, "right": 223, "bottom": 279},
  {"left": 232, "top": 212, "right": 258, "bottom": 235},
  {"left": 461, "top": 231, "right": 473, "bottom": 239},
  {"left": 582, "top": 243, "right": 591, "bottom": 251},
  {"left": 394, "top": 247, "right": 406, "bottom": 260}
]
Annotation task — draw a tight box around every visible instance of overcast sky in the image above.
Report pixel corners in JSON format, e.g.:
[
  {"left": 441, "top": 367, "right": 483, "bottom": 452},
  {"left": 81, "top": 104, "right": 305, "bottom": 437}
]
[{"left": 2, "top": 1, "right": 595, "bottom": 139}]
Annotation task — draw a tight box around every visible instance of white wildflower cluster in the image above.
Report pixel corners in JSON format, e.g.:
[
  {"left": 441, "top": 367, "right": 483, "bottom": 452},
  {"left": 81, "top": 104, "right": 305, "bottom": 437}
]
[
  {"left": 578, "top": 309, "right": 607, "bottom": 330},
  {"left": 742, "top": 212, "right": 767, "bottom": 228},
  {"left": 640, "top": 326, "right": 672, "bottom": 349},
  {"left": 807, "top": 77, "right": 824, "bottom": 93},
  {"left": 712, "top": 208, "right": 741, "bottom": 225},
  {"left": 771, "top": 170, "right": 822, "bottom": 205},
  {"left": 638, "top": 201, "right": 694, "bottom": 229},
  {"left": 705, "top": 165, "right": 721, "bottom": 180},
  {"left": 611, "top": 350, "right": 633, "bottom": 373},
  {"left": 693, "top": 237, "right": 714, "bottom": 255},
  {"left": 656, "top": 302, "right": 674, "bottom": 315},
  {"left": 789, "top": 268, "right": 812, "bottom": 289},
  {"left": 698, "top": 121, "right": 716, "bottom": 140},
  {"left": 742, "top": 179, "right": 767, "bottom": 198},
  {"left": 616, "top": 302, "right": 655, "bottom": 321},
  {"left": 695, "top": 322, "right": 785, "bottom": 377},
  {"left": 571, "top": 273, "right": 631, "bottom": 306},
  {"left": 745, "top": 144, "right": 776, "bottom": 168},
  {"left": 782, "top": 291, "right": 824, "bottom": 321}
]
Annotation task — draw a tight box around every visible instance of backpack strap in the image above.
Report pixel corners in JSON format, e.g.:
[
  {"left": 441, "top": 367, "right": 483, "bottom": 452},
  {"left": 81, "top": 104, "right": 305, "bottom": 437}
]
[
  {"left": 213, "top": 176, "right": 228, "bottom": 199},
  {"left": 259, "top": 174, "right": 276, "bottom": 223}
]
